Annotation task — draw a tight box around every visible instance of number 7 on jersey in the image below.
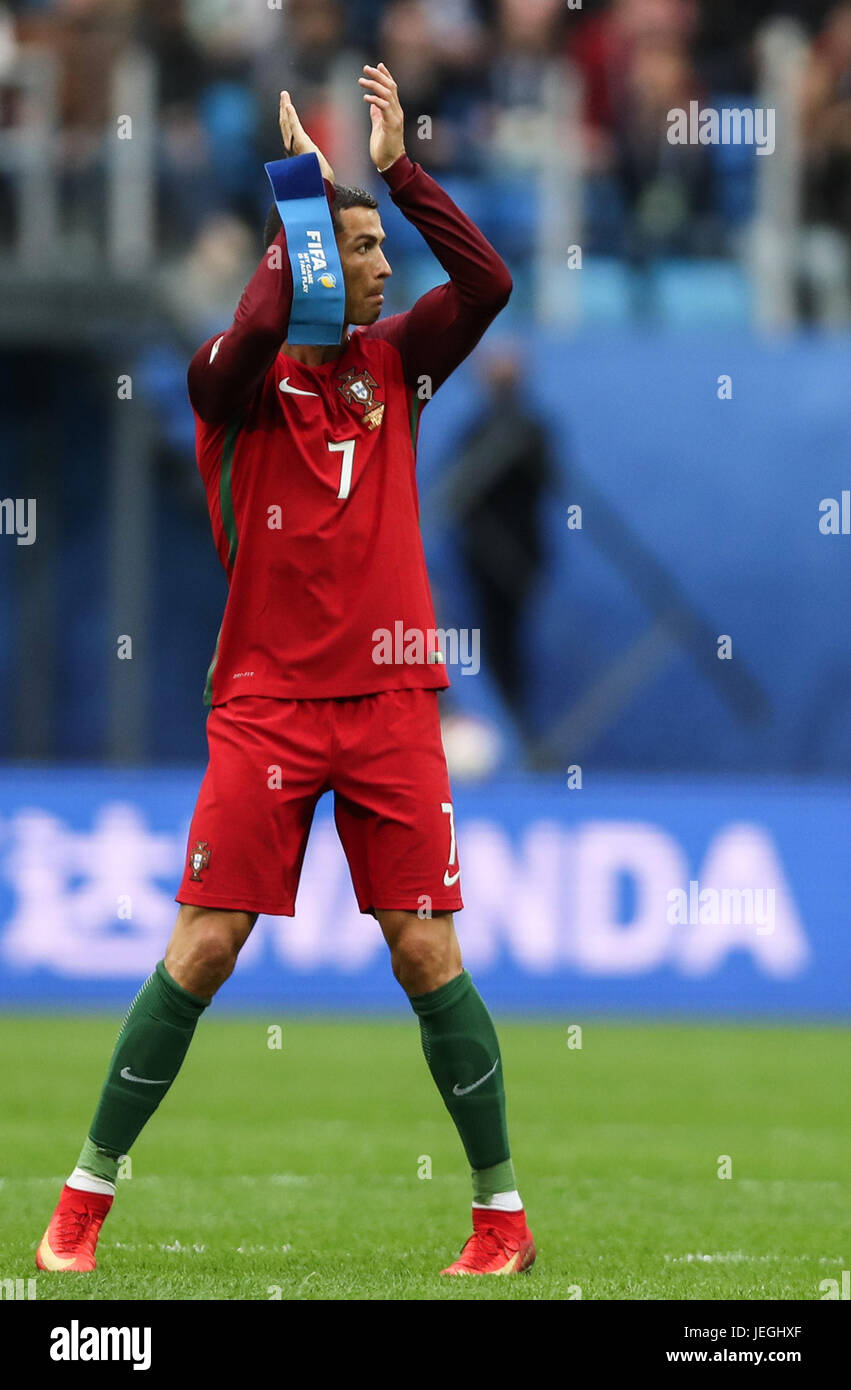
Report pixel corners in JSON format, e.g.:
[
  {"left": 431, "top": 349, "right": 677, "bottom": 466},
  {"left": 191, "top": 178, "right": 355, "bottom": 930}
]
[{"left": 328, "top": 438, "right": 357, "bottom": 500}]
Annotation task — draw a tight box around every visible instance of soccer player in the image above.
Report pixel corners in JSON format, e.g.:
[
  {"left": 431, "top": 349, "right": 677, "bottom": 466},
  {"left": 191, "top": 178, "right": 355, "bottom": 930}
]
[{"left": 36, "top": 64, "right": 535, "bottom": 1279}]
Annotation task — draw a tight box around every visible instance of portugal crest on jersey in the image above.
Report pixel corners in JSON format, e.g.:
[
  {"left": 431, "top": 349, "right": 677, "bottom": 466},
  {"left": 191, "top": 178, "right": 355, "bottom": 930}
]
[
  {"left": 189, "top": 841, "right": 211, "bottom": 881},
  {"left": 337, "top": 367, "right": 384, "bottom": 430}
]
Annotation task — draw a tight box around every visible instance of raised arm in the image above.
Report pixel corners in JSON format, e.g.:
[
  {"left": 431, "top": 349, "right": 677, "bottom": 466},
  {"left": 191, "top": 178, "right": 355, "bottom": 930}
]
[
  {"left": 358, "top": 63, "right": 512, "bottom": 396},
  {"left": 187, "top": 230, "right": 294, "bottom": 426},
  {"left": 187, "top": 91, "right": 335, "bottom": 425}
]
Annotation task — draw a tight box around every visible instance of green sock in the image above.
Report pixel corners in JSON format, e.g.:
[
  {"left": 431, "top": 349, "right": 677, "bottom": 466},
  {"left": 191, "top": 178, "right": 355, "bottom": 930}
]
[
  {"left": 76, "top": 960, "right": 211, "bottom": 1182},
  {"left": 409, "top": 969, "right": 516, "bottom": 1200}
]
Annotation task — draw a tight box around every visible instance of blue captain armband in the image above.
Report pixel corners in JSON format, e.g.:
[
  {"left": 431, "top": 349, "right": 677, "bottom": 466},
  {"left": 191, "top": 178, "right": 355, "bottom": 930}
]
[{"left": 265, "top": 152, "right": 346, "bottom": 346}]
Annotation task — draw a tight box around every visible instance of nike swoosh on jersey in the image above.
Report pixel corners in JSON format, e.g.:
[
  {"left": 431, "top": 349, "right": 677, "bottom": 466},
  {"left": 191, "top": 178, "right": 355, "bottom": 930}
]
[
  {"left": 120, "top": 1067, "right": 170, "bottom": 1085},
  {"left": 209, "top": 335, "right": 224, "bottom": 363},
  {"left": 279, "top": 377, "right": 320, "bottom": 397},
  {"left": 443, "top": 868, "right": 461, "bottom": 887},
  {"left": 452, "top": 1057, "right": 499, "bottom": 1096}
]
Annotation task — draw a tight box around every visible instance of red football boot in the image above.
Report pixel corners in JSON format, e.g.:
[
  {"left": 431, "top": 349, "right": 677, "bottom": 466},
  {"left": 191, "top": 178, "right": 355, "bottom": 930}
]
[
  {"left": 441, "top": 1206, "right": 536, "bottom": 1276},
  {"left": 36, "top": 1184, "right": 114, "bottom": 1272}
]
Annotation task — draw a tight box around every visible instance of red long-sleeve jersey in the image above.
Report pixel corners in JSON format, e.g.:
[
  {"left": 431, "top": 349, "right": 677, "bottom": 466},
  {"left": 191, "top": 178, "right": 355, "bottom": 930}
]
[{"left": 188, "top": 153, "right": 511, "bottom": 705}]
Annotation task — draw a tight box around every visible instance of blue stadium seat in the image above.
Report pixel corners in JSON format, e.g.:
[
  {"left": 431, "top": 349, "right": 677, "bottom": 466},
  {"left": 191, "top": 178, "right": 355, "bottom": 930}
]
[
  {"left": 708, "top": 95, "right": 759, "bottom": 226},
  {"left": 199, "top": 83, "right": 259, "bottom": 199},
  {"left": 651, "top": 259, "right": 752, "bottom": 326}
]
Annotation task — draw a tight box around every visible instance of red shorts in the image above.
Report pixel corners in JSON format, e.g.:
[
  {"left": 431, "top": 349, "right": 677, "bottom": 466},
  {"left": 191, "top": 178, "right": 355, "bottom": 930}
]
[{"left": 176, "top": 689, "right": 463, "bottom": 917}]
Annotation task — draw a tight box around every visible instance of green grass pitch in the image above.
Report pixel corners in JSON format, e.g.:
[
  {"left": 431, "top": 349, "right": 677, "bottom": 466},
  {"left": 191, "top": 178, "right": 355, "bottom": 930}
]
[{"left": 1, "top": 1015, "right": 848, "bottom": 1300}]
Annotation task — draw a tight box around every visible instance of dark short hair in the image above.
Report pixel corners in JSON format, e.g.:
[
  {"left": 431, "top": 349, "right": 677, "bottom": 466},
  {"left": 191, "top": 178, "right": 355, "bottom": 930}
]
[{"left": 263, "top": 184, "right": 379, "bottom": 249}]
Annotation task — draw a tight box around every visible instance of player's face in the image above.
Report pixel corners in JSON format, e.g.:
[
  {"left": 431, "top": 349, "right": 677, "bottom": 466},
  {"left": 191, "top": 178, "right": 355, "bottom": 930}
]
[{"left": 336, "top": 207, "right": 392, "bottom": 325}]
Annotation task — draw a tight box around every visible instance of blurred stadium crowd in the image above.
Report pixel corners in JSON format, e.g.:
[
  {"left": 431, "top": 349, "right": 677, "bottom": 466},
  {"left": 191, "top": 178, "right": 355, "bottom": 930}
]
[
  {"left": 1, "top": 1, "right": 850, "bottom": 773},
  {"left": 0, "top": 0, "right": 849, "bottom": 318}
]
